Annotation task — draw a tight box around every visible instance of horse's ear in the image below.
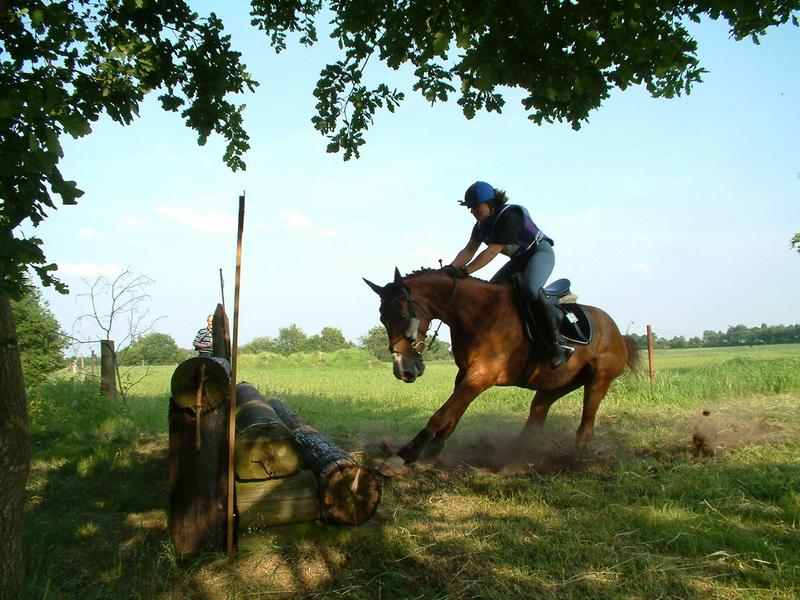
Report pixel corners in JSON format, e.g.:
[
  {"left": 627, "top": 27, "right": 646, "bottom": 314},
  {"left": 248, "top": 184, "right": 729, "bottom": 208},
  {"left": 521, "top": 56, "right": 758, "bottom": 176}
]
[
  {"left": 363, "top": 278, "right": 385, "bottom": 297},
  {"left": 393, "top": 267, "right": 403, "bottom": 284}
]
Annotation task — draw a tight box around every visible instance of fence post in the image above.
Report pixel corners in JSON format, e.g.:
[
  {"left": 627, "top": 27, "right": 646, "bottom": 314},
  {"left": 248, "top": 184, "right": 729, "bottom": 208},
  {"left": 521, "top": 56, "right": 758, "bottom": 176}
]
[
  {"left": 100, "top": 339, "right": 116, "bottom": 401},
  {"left": 646, "top": 325, "right": 655, "bottom": 383}
]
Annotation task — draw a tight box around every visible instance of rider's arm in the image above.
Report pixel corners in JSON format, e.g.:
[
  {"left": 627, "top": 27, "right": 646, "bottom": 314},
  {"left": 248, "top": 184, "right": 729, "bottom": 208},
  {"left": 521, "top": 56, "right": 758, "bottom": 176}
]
[
  {"left": 451, "top": 237, "right": 481, "bottom": 268},
  {"left": 464, "top": 243, "right": 504, "bottom": 274}
]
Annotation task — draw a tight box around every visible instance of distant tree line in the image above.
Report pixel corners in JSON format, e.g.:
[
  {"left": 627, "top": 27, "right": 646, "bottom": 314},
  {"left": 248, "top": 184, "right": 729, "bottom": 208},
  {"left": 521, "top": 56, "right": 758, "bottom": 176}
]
[
  {"left": 629, "top": 323, "right": 800, "bottom": 350},
  {"left": 88, "top": 323, "right": 453, "bottom": 366},
  {"left": 240, "top": 323, "right": 451, "bottom": 362}
]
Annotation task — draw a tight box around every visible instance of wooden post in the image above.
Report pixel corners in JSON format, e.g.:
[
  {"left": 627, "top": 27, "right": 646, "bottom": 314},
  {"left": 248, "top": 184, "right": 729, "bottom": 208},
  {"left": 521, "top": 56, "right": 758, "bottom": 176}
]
[
  {"left": 646, "top": 324, "right": 655, "bottom": 383},
  {"left": 168, "top": 357, "right": 230, "bottom": 558},
  {"left": 266, "top": 397, "right": 381, "bottom": 526},
  {"left": 212, "top": 303, "right": 231, "bottom": 361},
  {"left": 99, "top": 339, "right": 116, "bottom": 401},
  {"left": 227, "top": 193, "right": 245, "bottom": 556}
]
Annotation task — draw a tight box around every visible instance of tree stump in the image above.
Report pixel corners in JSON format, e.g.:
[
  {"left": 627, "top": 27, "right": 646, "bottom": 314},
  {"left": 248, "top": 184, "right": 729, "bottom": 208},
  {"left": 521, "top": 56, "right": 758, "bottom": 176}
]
[{"left": 266, "top": 397, "right": 381, "bottom": 525}]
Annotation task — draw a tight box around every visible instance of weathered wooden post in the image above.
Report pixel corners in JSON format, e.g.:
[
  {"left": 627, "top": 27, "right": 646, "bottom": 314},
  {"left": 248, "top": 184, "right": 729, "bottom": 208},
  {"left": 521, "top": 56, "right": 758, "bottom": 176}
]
[
  {"left": 168, "top": 356, "right": 231, "bottom": 558},
  {"left": 99, "top": 339, "right": 116, "bottom": 401},
  {"left": 212, "top": 303, "right": 231, "bottom": 361},
  {"left": 646, "top": 324, "right": 655, "bottom": 383}
]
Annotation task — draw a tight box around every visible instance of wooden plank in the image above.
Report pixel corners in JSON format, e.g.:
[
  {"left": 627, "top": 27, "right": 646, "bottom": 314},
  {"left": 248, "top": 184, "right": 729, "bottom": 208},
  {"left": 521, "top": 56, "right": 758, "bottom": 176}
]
[{"left": 236, "top": 471, "right": 321, "bottom": 529}]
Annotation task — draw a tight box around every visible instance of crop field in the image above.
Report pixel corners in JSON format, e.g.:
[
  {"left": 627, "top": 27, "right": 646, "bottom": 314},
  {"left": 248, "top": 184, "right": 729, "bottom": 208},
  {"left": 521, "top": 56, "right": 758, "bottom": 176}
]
[{"left": 24, "top": 345, "right": 800, "bottom": 599}]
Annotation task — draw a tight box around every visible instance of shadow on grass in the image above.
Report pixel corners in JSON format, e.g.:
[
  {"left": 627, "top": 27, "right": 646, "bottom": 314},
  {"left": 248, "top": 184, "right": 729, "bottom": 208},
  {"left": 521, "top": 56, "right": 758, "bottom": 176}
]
[{"left": 23, "top": 386, "right": 800, "bottom": 599}]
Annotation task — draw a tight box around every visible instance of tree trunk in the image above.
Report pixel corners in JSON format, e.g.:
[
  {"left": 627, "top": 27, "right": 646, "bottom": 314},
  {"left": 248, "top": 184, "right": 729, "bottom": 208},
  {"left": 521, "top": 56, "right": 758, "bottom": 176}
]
[
  {"left": 0, "top": 295, "right": 29, "bottom": 599},
  {"left": 266, "top": 397, "right": 381, "bottom": 525},
  {"left": 100, "top": 339, "right": 116, "bottom": 401}
]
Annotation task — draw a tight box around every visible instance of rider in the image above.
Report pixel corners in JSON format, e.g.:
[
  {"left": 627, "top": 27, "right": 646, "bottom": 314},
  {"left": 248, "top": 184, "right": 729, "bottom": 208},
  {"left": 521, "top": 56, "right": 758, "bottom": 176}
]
[{"left": 446, "top": 181, "right": 574, "bottom": 368}]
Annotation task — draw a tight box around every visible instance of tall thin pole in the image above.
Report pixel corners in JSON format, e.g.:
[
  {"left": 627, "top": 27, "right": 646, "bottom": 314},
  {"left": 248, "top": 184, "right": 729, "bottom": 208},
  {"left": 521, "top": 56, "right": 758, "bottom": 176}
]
[
  {"left": 646, "top": 324, "right": 655, "bottom": 383},
  {"left": 219, "top": 268, "right": 226, "bottom": 314},
  {"left": 226, "top": 193, "right": 245, "bottom": 556}
]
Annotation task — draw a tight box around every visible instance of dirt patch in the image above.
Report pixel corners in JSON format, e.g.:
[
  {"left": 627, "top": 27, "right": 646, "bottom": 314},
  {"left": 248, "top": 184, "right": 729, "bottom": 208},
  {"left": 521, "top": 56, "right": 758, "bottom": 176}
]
[
  {"left": 690, "top": 396, "right": 798, "bottom": 456},
  {"left": 365, "top": 427, "right": 611, "bottom": 476}
]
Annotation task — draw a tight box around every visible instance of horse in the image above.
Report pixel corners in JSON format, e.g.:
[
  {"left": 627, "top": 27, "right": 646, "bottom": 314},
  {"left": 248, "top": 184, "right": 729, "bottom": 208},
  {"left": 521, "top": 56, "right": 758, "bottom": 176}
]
[{"left": 363, "top": 267, "right": 639, "bottom": 477}]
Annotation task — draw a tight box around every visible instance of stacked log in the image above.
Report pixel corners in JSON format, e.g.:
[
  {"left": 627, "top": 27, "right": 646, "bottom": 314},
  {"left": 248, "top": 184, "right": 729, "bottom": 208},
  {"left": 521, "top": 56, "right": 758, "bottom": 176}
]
[
  {"left": 234, "top": 383, "right": 381, "bottom": 527},
  {"left": 235, "top": 383, "right": 303, "bottom": 480},
  {"left": 266, "top": 396, "right": 382, "bottom": 526}
]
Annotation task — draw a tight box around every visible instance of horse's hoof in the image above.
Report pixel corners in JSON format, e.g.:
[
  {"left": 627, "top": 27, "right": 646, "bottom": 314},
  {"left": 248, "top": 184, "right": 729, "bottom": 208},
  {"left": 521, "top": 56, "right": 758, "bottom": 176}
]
[{"left": 377, "top": 455, "right": 409, "bottom": 478}]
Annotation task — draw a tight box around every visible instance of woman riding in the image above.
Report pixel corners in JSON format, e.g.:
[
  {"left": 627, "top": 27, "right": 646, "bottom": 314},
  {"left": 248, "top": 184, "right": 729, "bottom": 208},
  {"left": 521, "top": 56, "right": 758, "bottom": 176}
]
[{"left": 446, "top": 181, "right": 573, "bottom": 368}]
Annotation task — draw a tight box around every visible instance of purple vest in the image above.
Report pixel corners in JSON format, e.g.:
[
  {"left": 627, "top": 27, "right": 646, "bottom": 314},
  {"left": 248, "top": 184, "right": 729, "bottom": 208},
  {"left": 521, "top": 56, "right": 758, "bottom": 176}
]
[{"left": 476, "top": 205, "right": 553, "bottom": 257}]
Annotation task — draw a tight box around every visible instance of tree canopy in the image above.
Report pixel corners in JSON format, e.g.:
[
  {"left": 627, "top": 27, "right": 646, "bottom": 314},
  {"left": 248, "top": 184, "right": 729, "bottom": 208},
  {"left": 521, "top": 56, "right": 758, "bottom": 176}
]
[
  {"left": 121, "top": 331, "right": 183, "bottom": 365},
  {"left": 3, "top": 0, "right": 799, "bottom": 298},
  {"left": 1, "top": 0, "right": 256, "bottom": 298},
  {"left": 253, "top": 0, "right": 800, "bottom": 158},
  {"left": 9, "top": 281, "right": 67, "bottom": 387}
]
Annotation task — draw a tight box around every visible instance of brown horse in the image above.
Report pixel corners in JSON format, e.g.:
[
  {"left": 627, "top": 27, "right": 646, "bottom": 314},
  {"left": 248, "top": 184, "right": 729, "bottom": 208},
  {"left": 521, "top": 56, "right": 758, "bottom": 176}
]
[{"left": 364, "top": 267, "right": 639, "bottom": 477}]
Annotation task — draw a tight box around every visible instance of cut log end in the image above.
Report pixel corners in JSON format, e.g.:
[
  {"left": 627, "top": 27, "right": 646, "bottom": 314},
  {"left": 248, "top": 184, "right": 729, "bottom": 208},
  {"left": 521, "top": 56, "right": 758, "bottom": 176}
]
[
  {"left": 320, "top": 462, "right": 381, "bottom": 526},
  {"left": 171, "top": 357, "right": 230, "bottom": 411}
]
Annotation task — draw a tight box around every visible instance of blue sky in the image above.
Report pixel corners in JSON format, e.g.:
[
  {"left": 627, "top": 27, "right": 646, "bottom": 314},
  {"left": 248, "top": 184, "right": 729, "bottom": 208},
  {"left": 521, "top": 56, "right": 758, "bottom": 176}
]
[{"left": 24, "top": 6, "right": 800, "bottom": 351}]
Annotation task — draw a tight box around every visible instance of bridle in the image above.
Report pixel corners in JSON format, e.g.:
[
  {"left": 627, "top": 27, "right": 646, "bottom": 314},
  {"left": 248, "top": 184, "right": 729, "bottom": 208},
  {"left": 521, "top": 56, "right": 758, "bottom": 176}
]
[{"left": 385, "top": 277, "right": 458, "bottom": 359}]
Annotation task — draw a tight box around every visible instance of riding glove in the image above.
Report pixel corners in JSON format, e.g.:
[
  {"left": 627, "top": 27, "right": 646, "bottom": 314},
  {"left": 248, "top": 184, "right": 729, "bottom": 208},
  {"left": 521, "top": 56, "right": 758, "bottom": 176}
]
[{"left": 444, "top": 265, "right": 469, "bottom": 279}]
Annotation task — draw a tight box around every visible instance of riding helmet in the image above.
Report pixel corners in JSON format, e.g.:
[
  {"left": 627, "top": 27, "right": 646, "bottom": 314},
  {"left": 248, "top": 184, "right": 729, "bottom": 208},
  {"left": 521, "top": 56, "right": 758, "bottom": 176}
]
[{"left": 460, "top": 181, "right": 496, "bottom": 206}]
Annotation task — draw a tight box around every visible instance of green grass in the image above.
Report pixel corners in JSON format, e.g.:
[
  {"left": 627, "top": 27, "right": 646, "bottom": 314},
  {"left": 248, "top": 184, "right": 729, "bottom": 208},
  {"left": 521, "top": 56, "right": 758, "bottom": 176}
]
[{"left": 23, "top": 345, "right": 800, "bottom": 599}]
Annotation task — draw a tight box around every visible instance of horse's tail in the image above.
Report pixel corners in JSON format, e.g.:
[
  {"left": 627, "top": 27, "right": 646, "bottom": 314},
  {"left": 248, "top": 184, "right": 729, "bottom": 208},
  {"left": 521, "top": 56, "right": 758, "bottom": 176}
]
[{"left": 622, "top": 335, "right": 640, "bottom": 372}]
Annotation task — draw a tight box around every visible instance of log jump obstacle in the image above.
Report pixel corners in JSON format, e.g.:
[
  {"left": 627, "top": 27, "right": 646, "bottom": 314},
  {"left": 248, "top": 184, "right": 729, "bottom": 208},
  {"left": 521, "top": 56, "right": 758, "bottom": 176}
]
[{"left": 167, "top": 312, "right": 381, "bottom": 557}]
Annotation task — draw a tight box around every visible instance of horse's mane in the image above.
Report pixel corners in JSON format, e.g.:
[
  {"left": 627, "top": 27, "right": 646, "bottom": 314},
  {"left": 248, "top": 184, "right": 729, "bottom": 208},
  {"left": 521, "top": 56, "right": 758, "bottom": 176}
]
[{"left": 404, "top": 267, "right": 492, "bottom": 283}]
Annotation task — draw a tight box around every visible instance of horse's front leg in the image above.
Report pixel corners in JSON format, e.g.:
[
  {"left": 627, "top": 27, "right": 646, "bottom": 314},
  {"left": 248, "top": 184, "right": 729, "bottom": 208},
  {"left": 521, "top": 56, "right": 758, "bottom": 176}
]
[{"left": 378, "top": 370, "right": 488, "bottom": 477}]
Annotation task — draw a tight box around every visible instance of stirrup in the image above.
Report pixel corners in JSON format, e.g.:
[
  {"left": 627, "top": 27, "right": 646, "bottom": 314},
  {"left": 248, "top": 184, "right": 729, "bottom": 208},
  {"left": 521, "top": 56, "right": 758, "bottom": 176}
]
[{"left": 551, "top": 344, "right": 574, "bottom": 369}]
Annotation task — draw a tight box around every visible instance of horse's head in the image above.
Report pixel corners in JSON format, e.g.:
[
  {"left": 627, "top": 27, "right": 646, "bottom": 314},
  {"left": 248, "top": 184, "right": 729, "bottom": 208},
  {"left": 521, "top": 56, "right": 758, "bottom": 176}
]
[{"left": 364, "top": 267, "right": 428, "bottom": 383}]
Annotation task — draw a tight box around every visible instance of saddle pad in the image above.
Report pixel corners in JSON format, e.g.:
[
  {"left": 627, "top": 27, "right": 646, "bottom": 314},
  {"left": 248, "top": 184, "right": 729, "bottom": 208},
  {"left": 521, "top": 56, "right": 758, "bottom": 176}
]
[{"left": 556, "top": 303, "right": 592, "bottom": 345}]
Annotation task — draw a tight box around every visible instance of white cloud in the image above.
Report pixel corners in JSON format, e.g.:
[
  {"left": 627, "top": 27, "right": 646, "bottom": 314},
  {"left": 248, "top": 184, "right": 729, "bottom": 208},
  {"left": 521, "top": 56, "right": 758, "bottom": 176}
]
[
  {"left": 279, "top": 209, "right": 314, "bottom": 231},
  {"left": 155, "top": 205, "right": 235, "bottom": 233},
  {"left": 627, "top": 262, "right": 653, "bottom": 274},
  {"left": 59, "top": 262, "right": 122, "bottom": 277},
  {"left": 320, "top": 227, "right": 339, "bottom": 238},
  {"left": 77, "top": 228, "right": 104, "bottom": 240},
  {"left": 118, "top": 216, "right": 149, "bottom": 230}
]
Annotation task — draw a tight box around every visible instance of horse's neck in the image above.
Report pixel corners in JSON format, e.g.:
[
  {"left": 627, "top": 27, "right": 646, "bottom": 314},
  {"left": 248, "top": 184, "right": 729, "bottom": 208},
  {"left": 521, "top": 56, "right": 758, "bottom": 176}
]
[{"left": 412, "top": 277, "right": 503, "bottom": 330}]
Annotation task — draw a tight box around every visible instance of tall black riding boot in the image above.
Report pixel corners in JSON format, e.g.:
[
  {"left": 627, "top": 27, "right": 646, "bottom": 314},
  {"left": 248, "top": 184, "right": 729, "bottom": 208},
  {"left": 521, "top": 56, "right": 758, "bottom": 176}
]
[{"left": 531, "top": 288, "right": 574, "bottom": 369}]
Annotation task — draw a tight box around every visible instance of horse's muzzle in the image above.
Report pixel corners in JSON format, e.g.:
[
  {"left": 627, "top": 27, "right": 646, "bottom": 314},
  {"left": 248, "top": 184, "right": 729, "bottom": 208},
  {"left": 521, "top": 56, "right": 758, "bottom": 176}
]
[{"left": 392, "top": 352, "right": 425, "bottom": 383}]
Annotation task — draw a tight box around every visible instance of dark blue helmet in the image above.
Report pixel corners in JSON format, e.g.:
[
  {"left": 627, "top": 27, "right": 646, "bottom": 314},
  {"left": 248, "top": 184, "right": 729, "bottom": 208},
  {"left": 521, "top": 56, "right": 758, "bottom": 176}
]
[{"left": 460, "top": 181, "right": 496, "bottom": 206}]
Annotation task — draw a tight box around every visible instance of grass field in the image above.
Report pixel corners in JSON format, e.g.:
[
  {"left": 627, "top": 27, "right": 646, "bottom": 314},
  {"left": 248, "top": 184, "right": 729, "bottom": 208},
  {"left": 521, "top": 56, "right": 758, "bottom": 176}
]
[{"left": 23, "top": 345, "right": 800, "bottom": 599}]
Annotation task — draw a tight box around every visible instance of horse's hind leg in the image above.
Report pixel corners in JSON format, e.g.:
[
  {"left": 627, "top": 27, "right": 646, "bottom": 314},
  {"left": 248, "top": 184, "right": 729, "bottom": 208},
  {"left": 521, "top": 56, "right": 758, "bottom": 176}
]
[
  {"left": 575, "top": 374, "right": 612, "bottom": 450},
  {"left": 518, "top": 381, "right": 583, "bottom": 450}
]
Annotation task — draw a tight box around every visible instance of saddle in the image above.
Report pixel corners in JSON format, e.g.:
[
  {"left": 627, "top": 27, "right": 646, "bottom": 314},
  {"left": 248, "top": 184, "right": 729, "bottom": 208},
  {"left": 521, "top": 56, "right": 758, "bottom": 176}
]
[{"left": 510, "top": 276, "right": 592, "bottom": 345}]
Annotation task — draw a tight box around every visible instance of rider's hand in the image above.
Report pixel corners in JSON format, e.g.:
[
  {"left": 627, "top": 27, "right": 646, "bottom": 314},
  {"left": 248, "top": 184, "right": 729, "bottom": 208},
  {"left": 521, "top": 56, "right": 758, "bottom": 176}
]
[{"left": 444, "top": 264, "right": 469, "bottom": 279}]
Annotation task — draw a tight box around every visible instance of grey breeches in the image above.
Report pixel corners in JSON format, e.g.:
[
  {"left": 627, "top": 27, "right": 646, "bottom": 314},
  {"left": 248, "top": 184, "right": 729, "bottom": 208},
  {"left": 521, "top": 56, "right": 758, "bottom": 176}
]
[{"left": 490, "top": 241, "right": 555, "bottom": 299}]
